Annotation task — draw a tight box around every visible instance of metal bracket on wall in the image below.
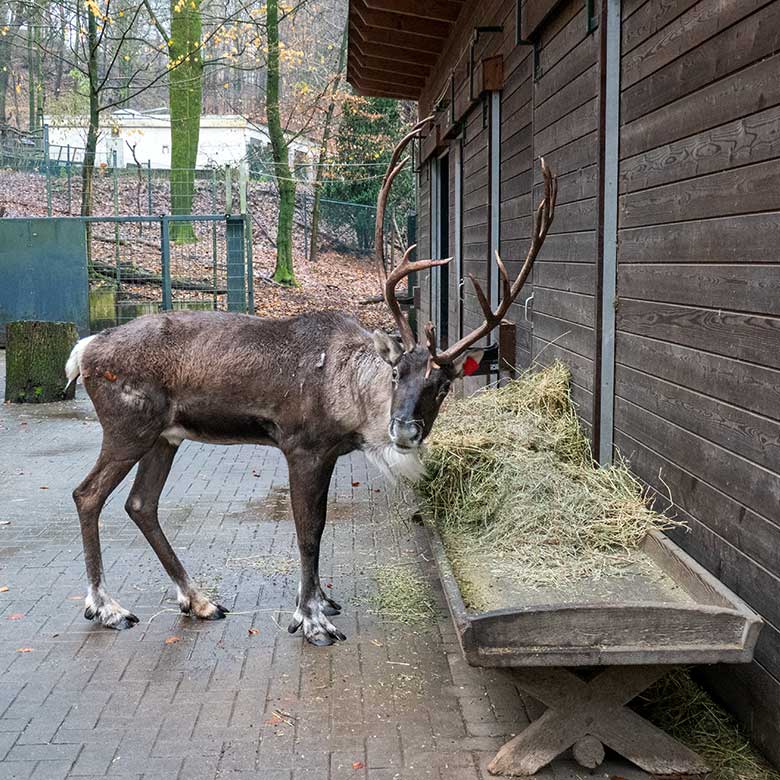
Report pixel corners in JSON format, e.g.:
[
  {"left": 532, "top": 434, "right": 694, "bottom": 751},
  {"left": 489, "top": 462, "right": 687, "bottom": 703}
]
[
  {"left": 586, "top": 0, "right": 598, "bottom": 33},
  {"left": 533, "top": 38, "right": 541, "bottom": 80},
  {"left": 515, "top": 0, "right": 536, "bottom": 45}
]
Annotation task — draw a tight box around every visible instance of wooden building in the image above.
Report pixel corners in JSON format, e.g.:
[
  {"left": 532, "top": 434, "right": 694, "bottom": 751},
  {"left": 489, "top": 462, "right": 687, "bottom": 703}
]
[{"left": 348, "top": 0, "right": 780, "bottom": 766}]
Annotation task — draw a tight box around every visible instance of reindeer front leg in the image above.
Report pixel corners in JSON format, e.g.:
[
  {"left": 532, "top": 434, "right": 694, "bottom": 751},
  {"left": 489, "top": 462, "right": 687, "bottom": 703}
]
[{"left": 286, "top": 453, "right": 345, "bottom": 646}]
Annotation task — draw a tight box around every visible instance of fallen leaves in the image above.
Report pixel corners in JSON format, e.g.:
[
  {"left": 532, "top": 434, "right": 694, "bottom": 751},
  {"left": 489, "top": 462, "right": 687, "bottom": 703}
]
[
  {"left": 8, "top": 613, "right": 24, "bottom": 620},
  {"left": 351, "top": 481, "right": 361, "bottom": 487},
  {"left": 0, "top": 586, "right": 8, "bottom": 593},
  {"left": 39, "top": 486, "right": 48, "bottom": 490},
  {"left": 164, "top": 636, "right": 181, "bottom": 645},
  {"left": 16, "top": 648, "right": 33, "bottom": 653},
  {"left": 0, "top": 520, "right": 10, "bottom": 526},
  {"left": 352, "top": 761, "right": 365, "bottom": 769},
  {"left": 248, "top": 628, "right": 260, "bottom": 636}
]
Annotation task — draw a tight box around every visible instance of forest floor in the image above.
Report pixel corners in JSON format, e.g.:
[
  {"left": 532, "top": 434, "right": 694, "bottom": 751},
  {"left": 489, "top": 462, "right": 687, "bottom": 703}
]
[{"left": 0, "top": 169, "right": 395, "bottom": 330}]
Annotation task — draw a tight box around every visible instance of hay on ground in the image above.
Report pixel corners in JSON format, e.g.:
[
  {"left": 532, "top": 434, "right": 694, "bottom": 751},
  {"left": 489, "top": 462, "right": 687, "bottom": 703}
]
[
  {"left": 636, "top": 669, "right": 780, "bottom": 780},
  {"left": 418, "top": 362, "right": 682, "bottom": 600},
  {"left": 366, "top": 563, "right": 436, "bottom": 625}
]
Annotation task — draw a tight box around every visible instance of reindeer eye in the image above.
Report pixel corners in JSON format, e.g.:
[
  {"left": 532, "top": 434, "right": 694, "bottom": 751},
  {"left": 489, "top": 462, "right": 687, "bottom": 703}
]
[{"left": 391, "top": 367, "right": 399, "bottom": 381}]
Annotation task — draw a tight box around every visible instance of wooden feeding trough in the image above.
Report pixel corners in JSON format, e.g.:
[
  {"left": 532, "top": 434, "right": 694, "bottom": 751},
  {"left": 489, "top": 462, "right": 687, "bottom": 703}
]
[{"left": 427, "top": 524, "right": 763, "bottom": 777}]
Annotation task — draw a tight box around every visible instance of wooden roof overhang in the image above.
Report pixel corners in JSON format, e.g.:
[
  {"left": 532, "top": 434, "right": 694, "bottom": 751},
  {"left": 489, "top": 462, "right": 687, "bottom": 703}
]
[{"left": 347, "top": 0, "right": 468, "bottom": 101}]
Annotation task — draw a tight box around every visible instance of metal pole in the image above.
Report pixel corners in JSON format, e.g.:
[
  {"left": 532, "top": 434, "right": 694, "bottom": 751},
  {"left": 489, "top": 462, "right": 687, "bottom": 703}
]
[
  {"left": 43, "top": 124, "right": 52, "bottom": 216},
  {"left": 225, "top": 166, "right": 233, "bottom": 214},
  {"left": 244, "top": 213, "right": 254, "bottom": 314},
  {"left": 112, "top": 149, "right": 120, "bottom": 270},
  {"left": 390, "top": 206, "right": 395, "bottom": 269},
  {"left": 66, "top": 145, "right": 72, "bottom": 215},
  {"left": 211, "top": 169, "right": 218, "bottom": 309},
  {"left": 147, "top": 160, "right": 153, "bottom": 215},
  {"left": 598, "top": 0, "right": 621, "bottom": 466},
  {"left": 161, "top": 216, "right": 172, "bottom": 310},
  {"left": 303, "top": 192, "right": 309, "bottom": 259}
]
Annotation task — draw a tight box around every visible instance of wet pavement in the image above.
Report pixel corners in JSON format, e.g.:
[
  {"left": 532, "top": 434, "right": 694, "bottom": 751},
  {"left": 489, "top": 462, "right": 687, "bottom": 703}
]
[{"left": 0, "top": 352, "right": 649, "bottom": 780}]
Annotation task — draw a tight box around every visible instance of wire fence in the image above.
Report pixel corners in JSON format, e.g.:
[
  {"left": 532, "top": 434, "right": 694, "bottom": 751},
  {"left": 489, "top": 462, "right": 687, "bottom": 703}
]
[{"left": 0, "top": 124, "right": 411, "bottom": 260}]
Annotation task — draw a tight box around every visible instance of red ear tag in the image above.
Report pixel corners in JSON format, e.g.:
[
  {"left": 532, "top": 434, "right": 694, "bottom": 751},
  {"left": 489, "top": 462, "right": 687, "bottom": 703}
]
[{"left": 463, "top": 356, "right": 479, "bottom": 376}]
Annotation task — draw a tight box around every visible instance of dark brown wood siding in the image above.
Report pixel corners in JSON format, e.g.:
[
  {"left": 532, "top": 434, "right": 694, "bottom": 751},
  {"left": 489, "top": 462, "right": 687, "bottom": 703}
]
[
  {"left": 405, "top": 0, "right": 780, "bottom": 762},
  {"left": 614, "top": 0, "right": 780, "bottom": 764},
  {"left": 499, "top": 12, "right": 535, "bottom": 367},
  {"left": 529, "top": 0, "right": 601, "bottom": 434}
]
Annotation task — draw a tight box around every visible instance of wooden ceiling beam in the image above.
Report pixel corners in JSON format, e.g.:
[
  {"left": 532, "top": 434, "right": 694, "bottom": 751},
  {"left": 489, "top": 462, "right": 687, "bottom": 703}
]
[
  {"left": 353, "top": 1, "right": 452, "bottom": 39},
  {"left": 350, "top": 75, "right": 420, "bottom": 100},
  {"left": 350, "top": 24, "right": 440, "bottom": 65},
  {"left": 356, "top": 65, "right": 427, "bottom": 89},
  {"left": 352, "top": 85, "right": 419, "bottom": 100},
  {"left": 362, "top": 0, "right": 465, "bottom": 24},
  {"left": 352, "top": 51, "right": 431, "bottom": 78}
]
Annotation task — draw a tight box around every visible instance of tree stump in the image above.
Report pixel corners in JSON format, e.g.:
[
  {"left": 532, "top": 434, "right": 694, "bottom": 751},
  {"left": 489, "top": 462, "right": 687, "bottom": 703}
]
[{"left": 4, "top": 321, "right": 79, "bottom": 403}]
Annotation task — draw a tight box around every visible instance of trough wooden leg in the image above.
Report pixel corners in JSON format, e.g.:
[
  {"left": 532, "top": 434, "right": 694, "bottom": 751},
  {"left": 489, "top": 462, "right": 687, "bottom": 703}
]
[{"left": 488, "top": 666, "right": 709, "bottom": 777}]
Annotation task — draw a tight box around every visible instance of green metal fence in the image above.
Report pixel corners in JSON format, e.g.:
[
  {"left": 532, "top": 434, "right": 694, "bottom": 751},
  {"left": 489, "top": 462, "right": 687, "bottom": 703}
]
[{"left": 85, "top": 214, "right": 253, "bottom": 332}]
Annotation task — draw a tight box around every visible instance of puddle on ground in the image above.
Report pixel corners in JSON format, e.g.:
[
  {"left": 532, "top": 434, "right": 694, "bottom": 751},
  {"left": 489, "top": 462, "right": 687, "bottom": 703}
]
[{"left": 223, "top": 487, "right": 373, "bottom": 525}]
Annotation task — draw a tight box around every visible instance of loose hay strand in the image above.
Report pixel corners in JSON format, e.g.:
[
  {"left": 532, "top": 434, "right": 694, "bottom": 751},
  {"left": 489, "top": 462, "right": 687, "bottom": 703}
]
[{"left": 418, "top": 362, "right": 683, "bottom": 602}]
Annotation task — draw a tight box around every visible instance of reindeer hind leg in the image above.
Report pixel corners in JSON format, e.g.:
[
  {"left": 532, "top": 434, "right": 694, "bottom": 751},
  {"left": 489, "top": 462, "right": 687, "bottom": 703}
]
[
  {"left": 125, "top": 438, "right": 228, "bottom": 620},
  {"left": 74, "top": 449, "right": 143, "bottom": 629}
]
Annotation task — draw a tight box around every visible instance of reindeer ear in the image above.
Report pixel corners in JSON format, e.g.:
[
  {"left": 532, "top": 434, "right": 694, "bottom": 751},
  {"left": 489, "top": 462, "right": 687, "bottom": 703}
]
[
  {"left": 452, "top": 349, "right": 485, "bottom": 378},
  {"left": 372, "top": 330, "right": 405, "bottom": 365}
]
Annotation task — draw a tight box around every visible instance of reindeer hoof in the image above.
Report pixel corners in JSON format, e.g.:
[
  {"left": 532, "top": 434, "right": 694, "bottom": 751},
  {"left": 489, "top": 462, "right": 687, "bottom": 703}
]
[
  {"left": 113, "top": 614, "right": 140, "bottom": 630},
  {"left": 178, "top": 589, "right": 229, "bottom": 620},
  {"left": 84, "top": 591, "right": 139, "bottom": 629},
  {"left": 205, "top": 604, "right": 229, "bottom": 620},
  {"left": 290, "top": 607, "right": 346, "bottom": 645}
]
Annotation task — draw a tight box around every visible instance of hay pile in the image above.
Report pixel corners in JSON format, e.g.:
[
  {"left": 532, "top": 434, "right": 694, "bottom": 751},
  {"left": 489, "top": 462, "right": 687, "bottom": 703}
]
[{"left": 419, "top": 362, "right": 681, "bottom": 604}]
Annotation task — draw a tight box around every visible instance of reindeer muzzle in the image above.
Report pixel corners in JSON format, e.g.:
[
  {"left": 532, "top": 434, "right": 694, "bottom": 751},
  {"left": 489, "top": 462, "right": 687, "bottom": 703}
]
[{"left": 389, "top": 417, "right": 424, "bottom": 449}]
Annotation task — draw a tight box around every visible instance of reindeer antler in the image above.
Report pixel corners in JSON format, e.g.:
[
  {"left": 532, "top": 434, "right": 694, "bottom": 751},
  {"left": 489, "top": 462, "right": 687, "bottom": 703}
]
[
  {"left": 376, "top": 123, "right": 556, "bottom": 362},
  {"left": 426, "top": 159, "right": 557, "bottom": 365},
  {"left": 375, "top": 116, "right": 451, "bottom": 352}
]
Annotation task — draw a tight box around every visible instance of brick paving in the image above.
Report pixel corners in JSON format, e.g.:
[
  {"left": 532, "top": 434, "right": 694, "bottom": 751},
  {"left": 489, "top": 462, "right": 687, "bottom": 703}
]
[{"left": 0, "top": 352, "right": 650, "bottom": 780}]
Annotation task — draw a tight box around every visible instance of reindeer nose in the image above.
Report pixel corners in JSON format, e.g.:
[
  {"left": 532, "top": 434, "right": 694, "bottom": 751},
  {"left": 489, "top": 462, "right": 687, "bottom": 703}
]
[{"left": 390, "top": 418, "right": 423, "bottom": 448}]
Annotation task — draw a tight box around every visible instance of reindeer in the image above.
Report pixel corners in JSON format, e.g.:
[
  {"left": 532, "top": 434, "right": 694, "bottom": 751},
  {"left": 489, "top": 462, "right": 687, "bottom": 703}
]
[{"left": 66, "top": 120, "right": 556, "bottom": 645}]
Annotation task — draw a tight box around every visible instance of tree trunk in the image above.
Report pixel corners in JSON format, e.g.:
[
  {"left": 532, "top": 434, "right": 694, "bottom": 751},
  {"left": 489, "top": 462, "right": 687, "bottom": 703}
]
[
  {"left": 309, "top": 20, "right": 348, "bottom": 264},
  {"left": 4, "top": 321, "right": 79, "bottom": 403},
  {"left": 80, "top": 5, "right": 99, "bottom": 218},
  {"left": 267, "top": 0, "right": 296, "bottom": 286},
  {"left": 169, "top": 0, "right": 203, "bottom": 244},
  {"left": 26, "top": 13, "right": 34, "bottom": 129},
  {"left": 0, "top": 2, "right": 13, "bottom": 124}
]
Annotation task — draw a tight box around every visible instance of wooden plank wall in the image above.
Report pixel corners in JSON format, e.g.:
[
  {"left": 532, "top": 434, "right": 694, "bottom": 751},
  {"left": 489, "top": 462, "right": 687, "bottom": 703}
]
[
  {"left": 614, "top": 0, "right": 780, "bottom": 765},
  {"left": 529, "top": 0, "right": 601, "bottom": 434},
  {"left": 499, "top": 10, "right": 535, "bottom": 366},
  {"left": 461, "top": 105, "right": 491, "bottom": 349}
]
